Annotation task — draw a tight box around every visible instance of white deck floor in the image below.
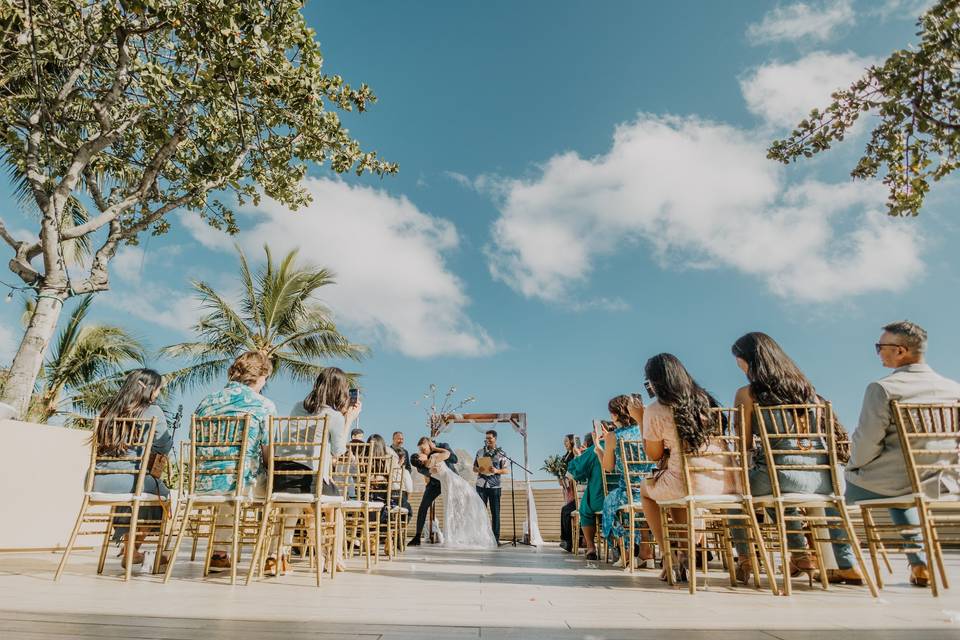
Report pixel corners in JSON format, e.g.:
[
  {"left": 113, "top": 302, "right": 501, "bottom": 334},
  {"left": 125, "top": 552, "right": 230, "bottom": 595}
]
[{"left": 1, "top": 544, "right": 959, "bottom": 638}]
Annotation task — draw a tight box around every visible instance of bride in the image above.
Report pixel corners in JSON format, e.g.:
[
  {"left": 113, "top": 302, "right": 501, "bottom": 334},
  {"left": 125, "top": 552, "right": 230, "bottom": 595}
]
[{"left": 424, "top": 448, "right": 497, "bottom": 549}]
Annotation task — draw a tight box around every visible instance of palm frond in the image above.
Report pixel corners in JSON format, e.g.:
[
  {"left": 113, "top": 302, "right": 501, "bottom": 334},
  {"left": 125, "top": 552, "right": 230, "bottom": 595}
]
[{"left": 162, "top": 358, "right": 233, "bottom": 394}]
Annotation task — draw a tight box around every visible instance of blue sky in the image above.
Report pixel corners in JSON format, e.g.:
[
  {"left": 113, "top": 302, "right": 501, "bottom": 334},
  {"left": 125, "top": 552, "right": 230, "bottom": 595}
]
[{"left": 2, "top": 0, "right": 957, "bottom": 478}]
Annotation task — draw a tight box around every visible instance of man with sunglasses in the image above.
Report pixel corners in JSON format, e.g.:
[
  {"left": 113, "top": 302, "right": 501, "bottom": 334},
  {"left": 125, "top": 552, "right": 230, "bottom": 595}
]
[{"left": 830, "top": 321, "right": 960, "bottom": 588}]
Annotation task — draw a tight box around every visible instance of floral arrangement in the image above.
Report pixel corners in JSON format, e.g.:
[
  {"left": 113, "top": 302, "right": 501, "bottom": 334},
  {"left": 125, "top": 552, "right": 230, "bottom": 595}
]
[{"left": 541, "top": 453, "right": 568, "bottom": 479}]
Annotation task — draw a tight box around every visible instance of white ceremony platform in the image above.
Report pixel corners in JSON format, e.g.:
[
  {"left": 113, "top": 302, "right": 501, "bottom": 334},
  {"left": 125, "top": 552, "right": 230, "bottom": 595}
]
[{"left": 1, "top": 544, "right": 959, "bottom": 639}]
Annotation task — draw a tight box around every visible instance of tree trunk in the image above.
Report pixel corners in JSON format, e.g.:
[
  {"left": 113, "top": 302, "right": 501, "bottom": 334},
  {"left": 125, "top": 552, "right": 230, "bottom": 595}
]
[{"left": 0, "top": 291, "right": 65, "bottom": 419}]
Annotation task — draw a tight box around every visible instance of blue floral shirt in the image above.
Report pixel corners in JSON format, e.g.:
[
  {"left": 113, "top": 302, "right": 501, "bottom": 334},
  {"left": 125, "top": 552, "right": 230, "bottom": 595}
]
[{"left": 193, "top": 381, "right": 276, "bottom": 493}]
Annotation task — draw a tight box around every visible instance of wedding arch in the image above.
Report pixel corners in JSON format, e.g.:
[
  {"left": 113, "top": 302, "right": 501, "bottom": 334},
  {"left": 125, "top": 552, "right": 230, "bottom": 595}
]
[{"left": 434, "top": 412, "right": 542, "bottom": 546}]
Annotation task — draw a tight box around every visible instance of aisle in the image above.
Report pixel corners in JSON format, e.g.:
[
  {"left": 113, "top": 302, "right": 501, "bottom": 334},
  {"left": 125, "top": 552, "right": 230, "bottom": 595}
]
[{"left": 1, "top": 544, "right": 959, "bottom": 638}]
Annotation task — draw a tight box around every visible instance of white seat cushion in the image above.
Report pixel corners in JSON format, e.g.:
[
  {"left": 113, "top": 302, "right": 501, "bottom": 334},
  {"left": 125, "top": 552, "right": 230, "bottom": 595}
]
[
  {"left": 270, "top": 492, "right": 344, "bottom": 505},
  {"left": 87, "top": 492, "right": 167, "bottom": 503},
  {"left": 390, "top": 506, "right": 410, "bottom": 515},
  {"left": 341, "top": 500, "right": 384, "bottom": 510},
  {"left": 753, "top": 493, "right": 842, "bottom": 506},
  {"left": 856, "top": 493, "right": 960, "bottom": 506},
  {"left": 658, "top": 494, "right": 745, "bottom": 506},
  {"left": 187, "top": 494, "right": 254, "bottom": 504}
]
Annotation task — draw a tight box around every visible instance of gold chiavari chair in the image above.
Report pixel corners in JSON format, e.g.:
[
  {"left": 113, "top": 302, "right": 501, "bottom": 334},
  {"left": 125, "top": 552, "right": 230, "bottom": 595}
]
[
  {"left": 658, "top": 407, "right": 778, "bottom": 595},
  {"left": 616, "top": 438, "right": 657, "bottom": 573},
  {"left": 163, "top": 415, "right": 253, "bottom": 585},
  {"left": 387, "top": 462, "right": 408, "bottom": 556},
  {"left": 569, "top": 476, "right": 584, "bottom": 555},
  {"left": 857, "top": 401, "right": 960, "bottom": 597},
  {"left": 56, "top": 417, "right": 168, "bottom": 581},
  {"left": 369, "top": 454, "right": 396, "bottom": 559},
  {"left": 247, "top": 415, "right": 343, "bottom": 586},
  {"left": 752, "top": 402, "right": 877, "bottom": 597},
  {"left": 333, "top": 443, "right": 385, "bottom": 570}
]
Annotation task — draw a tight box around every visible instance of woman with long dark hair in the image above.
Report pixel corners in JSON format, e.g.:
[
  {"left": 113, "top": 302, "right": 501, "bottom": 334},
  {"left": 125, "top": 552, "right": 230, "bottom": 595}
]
[
  {"left": 640, "top": 354, "right": 735, "bottom": 580},
  {"left": 89, "top": 368, "right": 171, "bottom": 567},
  {"left": 730, "top": 332, "right": 847, "bottom": 584}
]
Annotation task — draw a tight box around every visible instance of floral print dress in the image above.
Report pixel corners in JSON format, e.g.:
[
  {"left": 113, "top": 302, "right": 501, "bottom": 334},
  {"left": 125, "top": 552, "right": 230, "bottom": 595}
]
[{"left": 600, "top": 424, "right": 655, "bottom": 545}]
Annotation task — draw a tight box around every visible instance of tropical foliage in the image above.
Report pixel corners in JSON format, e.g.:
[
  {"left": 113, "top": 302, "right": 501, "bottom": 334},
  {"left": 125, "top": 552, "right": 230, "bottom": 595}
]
[
  {"left": 162, "top": 244, "right": 365, "bottom": 392},
  {"left": 27, "top": 296, "right": 145, "bottom": 423},
  {"left": 0, "top": 0, "right": 397, "bottom": 417},
  {"left": 768, "top": 0, "right": 960, "bottom": 216}
]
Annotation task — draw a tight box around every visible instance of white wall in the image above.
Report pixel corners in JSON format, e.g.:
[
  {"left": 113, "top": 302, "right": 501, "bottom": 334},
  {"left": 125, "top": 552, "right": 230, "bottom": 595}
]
[{"left": 0, "top": 420, "right": 90, "bottom": 550}]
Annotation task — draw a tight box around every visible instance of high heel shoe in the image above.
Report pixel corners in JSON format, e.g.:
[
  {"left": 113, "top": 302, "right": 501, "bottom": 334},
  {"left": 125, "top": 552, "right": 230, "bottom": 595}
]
[
  {"left": 789, "top": 553, "right": 817, "bottom": 587},
  {"left": 735, "top": 557, "right": 754, "bottom": 585},
  {"left": 264, "top": 554, "right": 290, "bottom": 577}
]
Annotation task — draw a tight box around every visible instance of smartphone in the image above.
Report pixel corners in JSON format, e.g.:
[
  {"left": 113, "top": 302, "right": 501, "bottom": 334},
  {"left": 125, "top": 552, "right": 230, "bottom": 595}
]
[
  {"left": 574, "top": 435, "right": 582, "bottom": 449},
  {"left": 349, "top": 388, "right": 360, "bottom": 405},
  {"left": 643, "top": 380, "right": 656, "bottom": 399}
]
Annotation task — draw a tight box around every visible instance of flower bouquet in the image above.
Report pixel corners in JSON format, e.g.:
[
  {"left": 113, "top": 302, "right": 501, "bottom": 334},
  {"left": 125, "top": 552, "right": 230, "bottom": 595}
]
[{"left": 541, "top": 454, "right": 568, "bottom": 479}]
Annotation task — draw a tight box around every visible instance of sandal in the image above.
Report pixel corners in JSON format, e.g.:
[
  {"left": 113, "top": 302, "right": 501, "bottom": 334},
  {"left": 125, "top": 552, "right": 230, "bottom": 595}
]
[
  {"left": 735, "top": 557, "right": 753, "bottom": 585},
  {"left": 120, "top": 551, "right": 145, "bottom": 568},
  {"left": 264, "top": 554, "right": 290, "bottom": 577},
  {"left": 789, "top": 553, "right": 817, "bottom": 587}
]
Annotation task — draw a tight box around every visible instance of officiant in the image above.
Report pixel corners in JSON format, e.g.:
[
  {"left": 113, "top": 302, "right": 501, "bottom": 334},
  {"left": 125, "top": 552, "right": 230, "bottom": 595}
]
[{"left": 473, "top": 430, "right": 509, "bottom": 543}]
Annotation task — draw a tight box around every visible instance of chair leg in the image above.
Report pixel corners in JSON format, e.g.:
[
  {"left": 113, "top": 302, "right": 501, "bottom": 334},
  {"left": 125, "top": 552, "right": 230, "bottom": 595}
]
[
  {"left": 163, "top": 497, "right": 195, "bottom": 584},
  {"left": 915, "top": 502, "right": 940, "bottom": 597},
  {"left": 229, "top": 503, "right": 242, "bottom": 585},
  {"left": 152, "top": 504, "right": 169, "bottom": 575},
  {"left": 930, "top": 516, "right": 949, "bottom": 589},
  {"left": 314, "top": 507, "right": 324, "bottom": 587},
  {"left": 246, "top": 501, "right": 273, "bottom": 586},
  {"left": 203, "top": 505, "right": 219, "bottom": 577},
  {"left": 97, "top": 509, "right": 114, "bottom": 575},
  {"left": 861, "top": 507, "right": 885, "bottom": 590},
  {"left": 773, "top": 503, "right": 791, "bottom": 596},
  {"left": 123, "top": 499, "right": 142, "bottom": 582},
  {"left": 55, "top": 497, "right": 90, "bottom": 582},
  {"left": 722, "top": 519, "right": 738, "bottom": 587},
  {"left": 627, "top": 512, "right": 636, "bottom": 573},
  {"left": 836, "top": 501, "right": 879, "bottom": 597},
  {"left": 661, "top": 505, "right": 675, "bottom": 586}
]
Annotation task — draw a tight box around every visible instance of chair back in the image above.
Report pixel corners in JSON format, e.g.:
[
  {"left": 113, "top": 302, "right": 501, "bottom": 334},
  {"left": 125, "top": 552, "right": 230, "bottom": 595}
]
[
  {"left": 752, "top": 402, "right": 841, "bottom": 497},
  {"left": 333, "top": 442, "right": 373, "bottom": 500},
  {"left": 678, "top": 406, "right": 748, "bottom": 497},
  {"left": 188, "top": 415, "right": 252, "bottom": 496},
  {"left": 891, "top": 401, "right": 960, "bottom": 497},
  {"left": 618, "top": 438, "right": 653, "bottom": 501},
  {"left": 265, "top": 415, "right": 330, "bottom": 499},
  {"left": 368, "top": 454, "right": 395, "bottom": 506},
  {"left": 86, "top": 416, "right": 158, "bottom": 496}
]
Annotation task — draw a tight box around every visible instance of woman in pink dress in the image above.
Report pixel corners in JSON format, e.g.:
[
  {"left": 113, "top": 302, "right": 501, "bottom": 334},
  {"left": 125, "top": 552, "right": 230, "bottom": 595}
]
[{"left": 638, "top": 353, "right": 736, "bottom": 581}]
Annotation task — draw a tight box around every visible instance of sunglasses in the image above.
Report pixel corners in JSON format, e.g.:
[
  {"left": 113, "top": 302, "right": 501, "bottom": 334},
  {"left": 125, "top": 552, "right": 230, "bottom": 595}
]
[{"left": 875, "top": 342, "right": 904, "bottom": 354}]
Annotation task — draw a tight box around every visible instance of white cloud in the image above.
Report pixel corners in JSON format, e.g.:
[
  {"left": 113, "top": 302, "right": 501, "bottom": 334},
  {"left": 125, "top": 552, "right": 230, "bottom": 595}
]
[
  {"left": 740, "top": 51, "right": 876, "bottom": 129},
  {"left": 747, "top": 0, "right": 855, "bottom": 44},
  {"left": 112, "top": 246, "right": 146, "bottom": 283},
  {"left": 484, "top": 114, "right": 923, "bottom": 304},
  {"left": 187, "top": 177, "right": 498, "bottom": 358},
  {"left": 99, "top": 285, "right": 201, "bottom": 334}
]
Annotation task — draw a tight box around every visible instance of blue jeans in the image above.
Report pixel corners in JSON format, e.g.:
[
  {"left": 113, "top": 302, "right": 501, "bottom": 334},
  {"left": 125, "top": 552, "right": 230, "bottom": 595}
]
[
  {"left": 732, "top": 463, "right": 834, "bottom": 559},
  {"left": 830, "top": 481, "right": 926, "bottom": 568}
]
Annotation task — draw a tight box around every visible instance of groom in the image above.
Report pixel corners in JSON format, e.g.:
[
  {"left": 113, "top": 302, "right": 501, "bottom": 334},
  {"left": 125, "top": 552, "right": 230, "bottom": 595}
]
[
  {"left": 409, "top": 437, "right": 458, "bottom": 546},
  {"left": 473, "top": 430, "right": 509, "bottom": 543}
]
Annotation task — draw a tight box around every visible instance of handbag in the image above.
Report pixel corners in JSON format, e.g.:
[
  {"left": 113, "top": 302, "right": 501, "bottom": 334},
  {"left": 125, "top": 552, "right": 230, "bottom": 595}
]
[{"left": 147, "top": 451, "right": 168, "bottom": 480}]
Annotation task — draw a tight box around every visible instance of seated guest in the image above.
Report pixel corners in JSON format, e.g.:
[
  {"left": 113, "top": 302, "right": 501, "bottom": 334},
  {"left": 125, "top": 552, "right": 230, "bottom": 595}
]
[
  {"left": 832, "top": 321, "right": 960, "bottom": 588},
  {"left": 368, "top": 433, "right": 412, "bottom": 522},
  {"left": 391, "top": 431, "right": 414, "bottom": 508},
  {"left": 351, "top": 428, "right": 365, "bottom": 443},
  {"left": 194, "top": 351, "right": 276, "bottom": 569},
  {"left": 566, "top": 432, "right": 604, "bottom": 560},
  {"left": 89, "top": 369, "right": 171, "bottom": 568},
  {"left": 559, "top": 434, "right": 579, "bottom": 553},
  {"left": 600, "top": 395, "right": 656, "bottom": 567},
  {"left": 730, "top": 332, "right": 834, "bottom": 583},
  {"left": 640, "top": 353, "right": 736, "bottom": 581}
]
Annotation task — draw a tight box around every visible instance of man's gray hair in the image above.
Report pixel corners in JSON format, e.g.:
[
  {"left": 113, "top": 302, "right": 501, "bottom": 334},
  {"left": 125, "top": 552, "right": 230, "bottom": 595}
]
[{"left": 883, "top": 320, "right": 928, "bottom": 353}]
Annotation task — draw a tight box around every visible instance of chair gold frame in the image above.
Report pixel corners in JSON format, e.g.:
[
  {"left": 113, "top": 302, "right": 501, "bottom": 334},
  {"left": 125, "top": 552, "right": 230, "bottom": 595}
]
[
  {"left": 752, "top": 402, "right": 877, "bottom": 597},
  {"left": 162, "top": 414, "right": 253, "bottom": 585},
  {"left": 857, "top": 401, "right": 960, "bottom": 597},
  {"left": 246, "top": 415, "right": 343, "bottom": 586},
  {"left": 333, "top": 443, "right": 385, "bottom": 570},
  {"left": 616, "top": 438, "right": 656, "bottom": 573},
  {"left": 56, "top": 417, "right": 167, "bottom": 581},
  {"left": 658, "top": 407, "right": 778, "bottom": 595}
]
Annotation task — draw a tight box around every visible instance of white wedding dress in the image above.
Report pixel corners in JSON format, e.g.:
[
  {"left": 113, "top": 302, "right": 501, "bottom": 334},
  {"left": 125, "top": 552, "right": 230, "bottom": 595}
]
[{"left": 432, "top": 463, "right": 498, "bottom": 549}]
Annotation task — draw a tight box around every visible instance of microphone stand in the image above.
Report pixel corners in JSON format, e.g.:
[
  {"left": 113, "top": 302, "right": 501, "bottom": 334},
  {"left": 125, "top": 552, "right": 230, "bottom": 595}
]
[{"left": 497, "top": 450, "right": 532, "bottom": 547}]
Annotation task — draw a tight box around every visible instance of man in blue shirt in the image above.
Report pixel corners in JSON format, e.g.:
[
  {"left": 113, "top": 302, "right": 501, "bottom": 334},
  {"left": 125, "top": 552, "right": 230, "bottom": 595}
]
[{"left": 473, "top": 430, "right": 509, "bottom": 543}]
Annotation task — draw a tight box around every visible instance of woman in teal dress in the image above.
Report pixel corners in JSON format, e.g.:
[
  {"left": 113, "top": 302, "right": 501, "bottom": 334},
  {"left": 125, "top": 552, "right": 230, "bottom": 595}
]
[{"left": 600, "top": 395, "right": 656, "bottom": 565}]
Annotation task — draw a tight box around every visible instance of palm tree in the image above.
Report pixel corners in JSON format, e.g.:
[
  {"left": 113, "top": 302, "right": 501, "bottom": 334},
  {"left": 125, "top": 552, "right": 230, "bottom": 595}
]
[
  {"left": 161, "top": 244, "right": 366, "bottom": 392},
  {"left": 28, "top": 295, "right": 147, "bottom": 423}
]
